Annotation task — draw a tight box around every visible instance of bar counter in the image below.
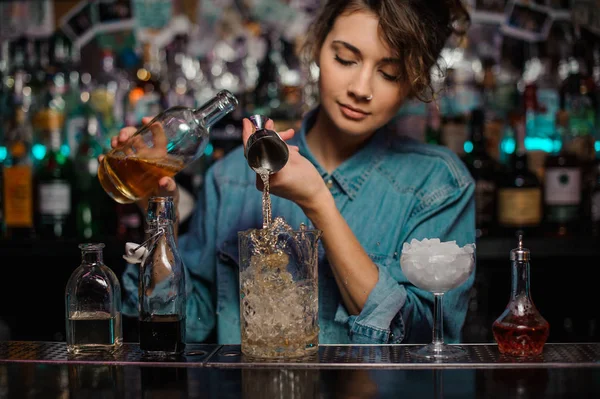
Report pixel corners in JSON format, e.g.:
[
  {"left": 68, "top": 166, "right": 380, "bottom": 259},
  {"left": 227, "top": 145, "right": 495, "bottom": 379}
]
[{"left": 1, "top": 341, "right": 599, "bottom": 398}]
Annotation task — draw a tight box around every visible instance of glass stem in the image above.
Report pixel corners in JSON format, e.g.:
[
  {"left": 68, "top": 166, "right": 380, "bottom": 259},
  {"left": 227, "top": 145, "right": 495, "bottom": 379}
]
[{"left": 432, "top": 293, "right": 444, "bottom": 346}]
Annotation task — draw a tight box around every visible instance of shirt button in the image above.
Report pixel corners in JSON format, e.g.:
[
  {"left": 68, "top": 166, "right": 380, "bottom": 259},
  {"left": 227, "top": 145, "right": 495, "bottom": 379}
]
[{"left": 326, "top": 179, "right": 334, "bottom": 189}]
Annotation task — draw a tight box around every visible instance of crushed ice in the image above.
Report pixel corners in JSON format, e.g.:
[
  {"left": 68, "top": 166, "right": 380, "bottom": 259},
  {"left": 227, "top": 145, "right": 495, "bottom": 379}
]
[{"left": 400, "top": 238, "right": 475, "bottom": 293}]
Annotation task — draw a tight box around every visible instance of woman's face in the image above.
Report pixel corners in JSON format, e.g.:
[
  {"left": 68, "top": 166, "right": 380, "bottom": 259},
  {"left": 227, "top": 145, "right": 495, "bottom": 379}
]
[{"left": 317, "top": 9, "right": 409, "bottom": 138}]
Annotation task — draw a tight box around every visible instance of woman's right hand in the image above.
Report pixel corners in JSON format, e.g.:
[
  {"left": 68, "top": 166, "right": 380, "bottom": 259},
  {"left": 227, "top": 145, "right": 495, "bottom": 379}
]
[{"left": 98, "top": 117, "right": 180, "bottom": 219}]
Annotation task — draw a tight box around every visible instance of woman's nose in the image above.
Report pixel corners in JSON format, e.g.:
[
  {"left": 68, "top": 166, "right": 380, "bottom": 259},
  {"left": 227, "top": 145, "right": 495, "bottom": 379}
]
[{"left": 348, "top": 69, "right": 373, "bottom": 101}]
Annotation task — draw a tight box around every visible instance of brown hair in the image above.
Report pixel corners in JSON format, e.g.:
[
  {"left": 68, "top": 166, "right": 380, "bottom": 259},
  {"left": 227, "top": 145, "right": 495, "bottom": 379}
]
[{"left": 301, "top": 0, "right": 470, "bottom": 102}]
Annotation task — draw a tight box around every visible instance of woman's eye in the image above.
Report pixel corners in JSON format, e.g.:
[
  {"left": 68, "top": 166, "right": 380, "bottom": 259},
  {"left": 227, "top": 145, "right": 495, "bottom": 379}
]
[
  {"left": 380, "top": 71, "right": 398, "bottom": 81},
  {"left": 334, "top": 55, "right": 354, "bottom": 66}
]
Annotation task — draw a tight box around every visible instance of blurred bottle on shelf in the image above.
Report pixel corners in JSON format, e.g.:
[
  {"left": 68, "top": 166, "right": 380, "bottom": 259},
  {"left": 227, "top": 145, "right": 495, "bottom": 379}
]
[
  {"left": 463, "top": 108, "right": 499, "bottom": 237},
  {"left": 34, "top": 107, "right": 75, "bottom": 239},
  {"left": 543, "top": 110, "right": 582, "bottom": 236},
  {"left": 3, "top": 40, "right": 35, "bottom": 239},
  {"left": 424, "top": 102, "right": 442, "bottom": 146},
  {"left": 90, "top": 48, "right": 130, "bottom": 147},
  {"left": 590, "top": 160, "right": 600, "bottom": 236},
  {"left": 124, "top": 42, "right": 167, "bottom": 127},
  {"left": 478, "top": 59, "right": 504, "bottom": 163},
  {"left": 73, "top": 110, "right": 115, "bottom": 240},
  {"left": 2, "top": 106, "right": 35, "bottom": 239},
  {"left": 497, "top": 108, "right": 543, "bottom": 236}
]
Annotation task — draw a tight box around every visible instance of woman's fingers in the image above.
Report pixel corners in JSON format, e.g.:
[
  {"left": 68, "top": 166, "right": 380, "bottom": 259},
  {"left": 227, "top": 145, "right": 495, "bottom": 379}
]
[
  {"left": 158, "top": 177, "right": 177, "bottom": 194},
  {"left": 279, "top": 128, "right": 295, "bottom": 141},
  {"left": 118, "top": 127, "right": 137, "bottom": 144}
]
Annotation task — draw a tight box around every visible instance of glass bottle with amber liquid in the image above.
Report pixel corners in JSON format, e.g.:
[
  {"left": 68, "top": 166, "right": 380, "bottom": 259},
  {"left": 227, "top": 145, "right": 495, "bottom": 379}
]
[
  {"left": 463, "top": 108, "right": 499, "bottom": 237},
  {"left": 139, "top": 196, "right": 186, "bottom": 357},
  {"left": 97, "top": 90, "right": 237, "bottom": 204},
  {"left": 3, "top": 106, "right": 35, "bottom": 239},
  {"left": 497, "top": 103, "right": 543, "bottom": 236},
  {"left": 35, "top": 109, "right": 76, "bottom": 238},
  {"left": 492, "top": 235, "right": 549, "bottom": 357},
  {"left": 543, "top": 110, "right": 582, "bottom": 236}
]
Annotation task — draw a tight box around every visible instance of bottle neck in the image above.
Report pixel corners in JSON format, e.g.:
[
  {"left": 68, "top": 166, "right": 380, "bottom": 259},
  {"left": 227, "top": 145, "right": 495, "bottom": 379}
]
[
  {"left": 470, "top": 125, "right": 486, "bottom": 153},
  {"left": 510, "top": 260, "right": 531, "bottom": 299},
  {"left": 193, "top": 92, "right": 237, "bottom": 130},
  {"left": 81, "top": 249, "right": 103, "bottom": 266},
  {"left": 42, "top": 128, "right": 62, "bottom": 151}
]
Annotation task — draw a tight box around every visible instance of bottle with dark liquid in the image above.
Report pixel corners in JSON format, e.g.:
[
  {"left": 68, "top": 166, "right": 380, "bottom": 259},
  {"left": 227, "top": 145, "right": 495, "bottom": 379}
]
[
  {"left": 139, "top": 196, "right": 186, "bottom": 356},
  {"left": 462, "top": 108, "right": 499, "bottom": 237},
  {"left": 34, "top": 108, "right": 76, "bottom": 239},
  {"left": 97, "top": 90, "right": 237, "bottom": 204},
  {"left": 65, "top": 243, "right": 123, "bottom": 355},
  {"left": 492, "top": 235, "right": 549, "bottom": 357},
  {"left": 496, "top": 104, "right": 543, "bottom": 236},
  {"left": 543, "top": 110, "right": 582, "bottom": 236}
]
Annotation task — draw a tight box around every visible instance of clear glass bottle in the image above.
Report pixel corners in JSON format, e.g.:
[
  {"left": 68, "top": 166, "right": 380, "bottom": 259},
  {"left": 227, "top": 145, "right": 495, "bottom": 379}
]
[
  {"left": 492, "top": 235, "right": 549, "bottom": 357},
  {"left": 97, "top": 89, "right": 238, "bottom": 204},
  {"left": 65, "top": 243, "right": 123, "bottom": 355},
  {"left": 139, "top": 196, "right": 186, "bottom": 356}
]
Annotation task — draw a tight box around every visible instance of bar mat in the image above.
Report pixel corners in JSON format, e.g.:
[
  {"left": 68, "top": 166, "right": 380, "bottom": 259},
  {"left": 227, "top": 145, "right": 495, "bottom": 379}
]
[
  {"left": 0, "top": 341, "right": 216, "bottom": 366},
  {"left": 206, "top": 343, "right": 600, "bottom": 369},
  {"left": 1, "top": 342, "right": 599, "bottom": 368}
]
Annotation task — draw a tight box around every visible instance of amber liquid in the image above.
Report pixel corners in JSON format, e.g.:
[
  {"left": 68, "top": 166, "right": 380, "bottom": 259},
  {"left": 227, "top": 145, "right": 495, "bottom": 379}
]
[
  {"left": 492, "top": 318, "right": 550, "bottom": 357},
  {"left": 98, "top": 154, "right": 184, "bottom": 204}
]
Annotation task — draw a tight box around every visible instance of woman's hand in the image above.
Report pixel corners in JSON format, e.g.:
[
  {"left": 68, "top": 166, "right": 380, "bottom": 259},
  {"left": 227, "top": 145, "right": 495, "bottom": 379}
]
[
  {"left": 241, "top": 118, "right": 330, "bottom": 214},
  {"left": 98, "top": 117, "right": 180, "bottom": 217}
]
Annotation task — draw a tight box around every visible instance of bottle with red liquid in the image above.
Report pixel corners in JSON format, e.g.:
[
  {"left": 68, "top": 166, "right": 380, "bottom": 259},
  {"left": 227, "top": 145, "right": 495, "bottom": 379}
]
[{"left": 492, "top": 235, "right": 549, "bottom": 357}]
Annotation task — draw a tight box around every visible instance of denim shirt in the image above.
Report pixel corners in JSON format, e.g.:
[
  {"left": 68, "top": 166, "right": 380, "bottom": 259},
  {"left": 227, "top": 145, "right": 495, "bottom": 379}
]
[{"left": 122, "top": 108, "right": 476, "bottom": 345}]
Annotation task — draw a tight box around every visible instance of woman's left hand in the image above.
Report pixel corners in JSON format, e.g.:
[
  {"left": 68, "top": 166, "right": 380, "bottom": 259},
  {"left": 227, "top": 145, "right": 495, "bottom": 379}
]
[{"left": 241, "top": 118, "right": 331, "bottom": 213}]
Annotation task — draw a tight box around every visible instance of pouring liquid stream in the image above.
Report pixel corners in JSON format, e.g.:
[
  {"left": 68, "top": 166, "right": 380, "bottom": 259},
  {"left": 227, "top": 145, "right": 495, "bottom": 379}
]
[{"left": 259, "top": 170, "right": 272, "bottom": 229}]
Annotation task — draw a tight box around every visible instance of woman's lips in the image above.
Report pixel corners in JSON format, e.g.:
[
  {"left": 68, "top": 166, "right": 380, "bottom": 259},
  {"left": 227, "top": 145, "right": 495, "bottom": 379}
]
[{"left": 339, "top": 103, "right": 370, "bottom": 120}]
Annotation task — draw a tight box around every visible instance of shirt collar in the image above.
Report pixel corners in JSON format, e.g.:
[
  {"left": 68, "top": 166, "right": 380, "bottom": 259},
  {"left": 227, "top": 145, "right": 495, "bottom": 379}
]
[{"left": 291, "top": 107, "right": 390, "bottom": 200}]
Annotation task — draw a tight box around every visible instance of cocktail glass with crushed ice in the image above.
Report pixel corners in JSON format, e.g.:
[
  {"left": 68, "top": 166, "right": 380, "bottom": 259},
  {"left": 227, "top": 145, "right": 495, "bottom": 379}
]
[
  {"left": 238, "top": 218, "right": 321, "bottom": 359},
  {"left": 400, "top": 238, "right": 475, "bottom": 360}
]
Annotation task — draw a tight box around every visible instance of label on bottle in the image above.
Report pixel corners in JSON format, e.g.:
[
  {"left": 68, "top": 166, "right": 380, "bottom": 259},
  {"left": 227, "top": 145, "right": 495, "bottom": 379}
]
[
  {"left": 536, "top": 88, "right": 559, "bottom": 139},
  {"left": 544, "top": 167, "right": 581, "bottom": 205},
  {"left": 475, "top": 179, "right": 496, "bottom": 224},
  {"left": 38, "top": 182, "right": 71, "bottom": 216},
  {"left": 497, "top": 188, "right": 542, "bottom": 226},
  {"left": 3, "top": 166, "right": 34, "bottom": 227},
  {"left": 592, "top": 192, "right": 600, "bottom": 222}
]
